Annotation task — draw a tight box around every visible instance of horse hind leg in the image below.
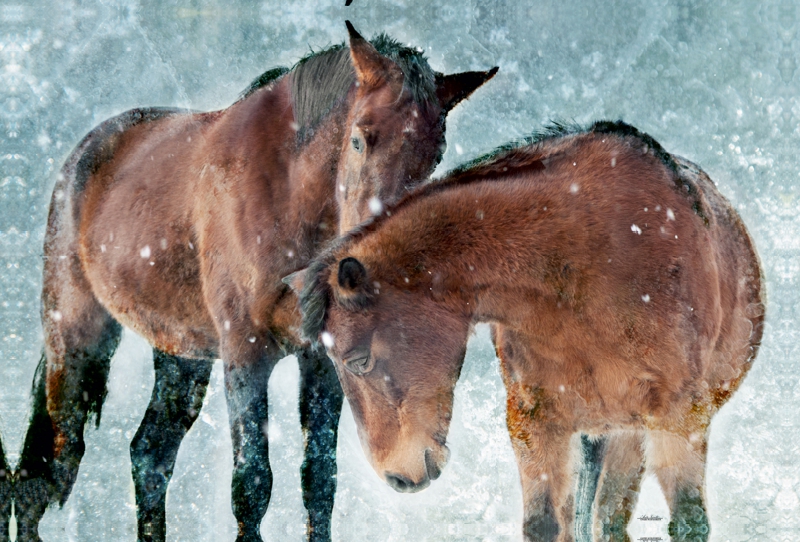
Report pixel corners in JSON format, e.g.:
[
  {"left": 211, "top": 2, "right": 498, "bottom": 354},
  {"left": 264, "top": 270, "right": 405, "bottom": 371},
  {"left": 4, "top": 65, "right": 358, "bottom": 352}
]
[
  {"left": 130, "top": 349, "right": 212, "bottom": 542},
  {"left": 593, "top": 431, "right": 646, "bottom": 542},
  {"left": 647, "top": 425, "right": 710, "bottom": 542},
  {"left": 573, "top": 435, "right": 607, "bottom": 542},
  {"left": 297, "top": 347, "right": 344, "bottom": 542},
  {"left": 15, "top": 285, "right": 121, "bottom": 542}
]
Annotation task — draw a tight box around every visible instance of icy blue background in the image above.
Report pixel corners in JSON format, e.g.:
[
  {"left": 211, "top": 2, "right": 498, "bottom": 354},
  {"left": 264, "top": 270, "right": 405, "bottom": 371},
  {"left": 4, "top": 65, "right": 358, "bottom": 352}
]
[{"left": 1, "top": 0, "right": 797, "bottom": 540}]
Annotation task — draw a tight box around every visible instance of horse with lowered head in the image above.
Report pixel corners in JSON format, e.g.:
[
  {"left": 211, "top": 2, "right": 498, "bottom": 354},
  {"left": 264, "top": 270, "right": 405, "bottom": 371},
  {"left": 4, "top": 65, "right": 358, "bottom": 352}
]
[
  {"left": 14, "top": 21, "right": 496, "bottom": 542},
  {"left": 293, "top": 121, "right": 764, "bottom": 542}
]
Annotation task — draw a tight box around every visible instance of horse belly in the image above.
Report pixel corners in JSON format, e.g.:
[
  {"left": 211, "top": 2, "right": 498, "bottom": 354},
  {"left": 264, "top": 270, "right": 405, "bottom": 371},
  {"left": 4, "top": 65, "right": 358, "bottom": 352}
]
[
  {"left": 503, "top": 321, "right": 697, "bottom": 432},
  {"left": 85, "top": 246, "right": 219, "bottom": 359}
]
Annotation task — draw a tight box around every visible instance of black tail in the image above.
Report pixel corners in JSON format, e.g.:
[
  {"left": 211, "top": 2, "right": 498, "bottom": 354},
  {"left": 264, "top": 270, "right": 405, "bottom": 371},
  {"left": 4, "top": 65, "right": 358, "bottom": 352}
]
[
  {"left": 13, "top": 354, "right": 55, "bottom": 542},
  {"left": 18, "top": 354, "right": 55, "bottom": 482}
]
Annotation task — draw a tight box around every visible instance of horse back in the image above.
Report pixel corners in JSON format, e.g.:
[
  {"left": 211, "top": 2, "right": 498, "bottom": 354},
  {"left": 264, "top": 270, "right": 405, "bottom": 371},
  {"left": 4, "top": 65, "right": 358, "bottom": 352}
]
[{"left": 47, "top": 108, "right": 185, "bottom": 239}]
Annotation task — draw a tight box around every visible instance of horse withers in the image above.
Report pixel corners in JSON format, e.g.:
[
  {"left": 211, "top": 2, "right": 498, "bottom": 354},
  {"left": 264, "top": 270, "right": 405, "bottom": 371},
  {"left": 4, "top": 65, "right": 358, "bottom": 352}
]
[
  {"left": 292, "top": 122, "right": 764, "bottom": 541},
  {"left": 14, "top": 22, "right": 496, "bottom": 542}
]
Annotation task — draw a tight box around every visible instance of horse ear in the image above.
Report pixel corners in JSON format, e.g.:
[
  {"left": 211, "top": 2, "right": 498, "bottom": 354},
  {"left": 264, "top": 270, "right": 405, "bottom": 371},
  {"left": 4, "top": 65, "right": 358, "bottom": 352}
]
[
  {"left": 346, "top": 21, "right": 403, "bottom": 89},
  {"left": 338, "top": 257, "right": 368, "bottom": 291},
  {"left": 436, "top": 66, "right": 499, "bottom": 112},
  {"left": 282, "top": 269, "right": 307, "bottom": 296}
]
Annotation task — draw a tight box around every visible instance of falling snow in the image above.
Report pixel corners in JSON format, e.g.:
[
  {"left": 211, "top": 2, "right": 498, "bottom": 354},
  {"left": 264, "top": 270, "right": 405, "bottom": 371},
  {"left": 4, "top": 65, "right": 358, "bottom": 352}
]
[{"left": 2, "top": 2, "right": 798, "bottom": 541}]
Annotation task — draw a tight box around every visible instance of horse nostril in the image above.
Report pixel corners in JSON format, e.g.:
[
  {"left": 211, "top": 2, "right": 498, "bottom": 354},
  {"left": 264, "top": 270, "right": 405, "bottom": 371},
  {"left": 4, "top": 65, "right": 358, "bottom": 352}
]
[
  {"left": 424, "top": 448, "right": 442, "bottom": 480},
  {"left": 385, "top": 472, "right": 429, "bottom": 493}
]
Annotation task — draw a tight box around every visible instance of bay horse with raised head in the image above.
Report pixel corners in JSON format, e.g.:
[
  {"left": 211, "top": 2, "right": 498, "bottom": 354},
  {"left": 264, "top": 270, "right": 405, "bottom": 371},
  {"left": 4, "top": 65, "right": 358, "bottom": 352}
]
[
  {"left": 293, "top": 121, "right": 764, "bottom": 542},
  {"left": 13, "top": 21, "right": 496, "bottom": 542}
]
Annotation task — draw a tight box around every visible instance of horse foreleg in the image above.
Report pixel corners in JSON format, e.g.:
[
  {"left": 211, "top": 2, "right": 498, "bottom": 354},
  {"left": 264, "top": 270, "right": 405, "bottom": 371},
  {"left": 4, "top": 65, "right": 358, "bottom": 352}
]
[
  {"left": 223, "top": 339, "right": 279, "bottom": 542},
  {"left": 647, "top": 424, "right": 710, "bottom": 542},
  {"left": 130, "top": 349, "right": 212, "bottom": 542},
  {"left": 593, "top": 431, "right": 645, "bottom": 542},
  {"left": 297, "top": 348, "right": 344, "bottom": 542},
  {"left": 574, "top": 435, "right": 607, "bottom": 542},
  {"left": 506, "top": 392, "right": 575, "bottom": 542},
  {"left": 514, "top": 428, "right": 575, "bottom": 542}
]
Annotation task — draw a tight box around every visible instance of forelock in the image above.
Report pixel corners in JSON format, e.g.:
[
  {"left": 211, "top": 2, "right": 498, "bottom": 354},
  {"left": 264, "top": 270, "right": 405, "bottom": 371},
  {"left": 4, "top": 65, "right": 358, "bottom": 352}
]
[{"left": 370, "top": 33, "right": 437, "bottom": 105}]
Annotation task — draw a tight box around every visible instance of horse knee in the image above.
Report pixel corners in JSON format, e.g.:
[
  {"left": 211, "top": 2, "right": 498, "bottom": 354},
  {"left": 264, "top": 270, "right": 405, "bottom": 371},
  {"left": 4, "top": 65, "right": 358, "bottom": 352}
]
[{"left": 130, "top": 427, "right": 155, "bottom": 474}]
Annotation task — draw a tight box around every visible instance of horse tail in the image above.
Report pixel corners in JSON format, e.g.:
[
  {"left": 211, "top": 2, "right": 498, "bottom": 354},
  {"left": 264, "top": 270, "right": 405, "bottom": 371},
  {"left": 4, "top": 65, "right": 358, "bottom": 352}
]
[
  {"left": 18, "top": 353, "right": 54, "bottom": 479},
  {"left": 13, "top": 353, "right": 54, "bottom": 539}
]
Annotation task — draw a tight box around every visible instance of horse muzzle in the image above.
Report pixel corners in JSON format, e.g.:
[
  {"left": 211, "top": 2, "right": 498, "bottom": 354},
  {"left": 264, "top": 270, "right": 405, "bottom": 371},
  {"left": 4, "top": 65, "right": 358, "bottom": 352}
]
[{"left": 383, "top": 444, "right": 450, "bottom": 493}]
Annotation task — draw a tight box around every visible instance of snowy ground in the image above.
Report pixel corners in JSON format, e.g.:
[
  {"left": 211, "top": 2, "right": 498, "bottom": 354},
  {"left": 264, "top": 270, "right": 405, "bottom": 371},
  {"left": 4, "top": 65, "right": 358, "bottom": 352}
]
[{"left": 2, "top": 0, "right": 798, "bottom": 540}]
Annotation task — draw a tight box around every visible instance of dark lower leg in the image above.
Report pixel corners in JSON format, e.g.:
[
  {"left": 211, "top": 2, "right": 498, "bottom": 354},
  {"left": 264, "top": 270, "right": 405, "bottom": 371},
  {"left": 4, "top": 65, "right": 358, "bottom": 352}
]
[
  {"left": 297, "top": 348, "right": 344, "bottom": 542},
  {"left": 574, "top": 435, "right": 606, "bottom": 542},
  {"left": 225, "top": 361, "right": 274, "bottom": 542},
  {"left": 523, "top": 492, "right": 561, "bottom": 542},
  {"left": 131, "top": 350, "right": 212, "bottom": 542},
  {"left": 0, "top": 436, "right": 11, "bottom": 542},
  {"left": 667, "top": 487, "right": 709, "bottom": 542},
  {"left": 595, "top": 432, "right": 645, "bottom": 542}
]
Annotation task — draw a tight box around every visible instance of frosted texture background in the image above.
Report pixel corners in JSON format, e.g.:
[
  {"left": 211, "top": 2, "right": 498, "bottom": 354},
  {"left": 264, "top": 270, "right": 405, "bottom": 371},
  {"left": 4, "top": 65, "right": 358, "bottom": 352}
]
[{"left": 1, "top": 0, "right": 797, "bottom": 540}]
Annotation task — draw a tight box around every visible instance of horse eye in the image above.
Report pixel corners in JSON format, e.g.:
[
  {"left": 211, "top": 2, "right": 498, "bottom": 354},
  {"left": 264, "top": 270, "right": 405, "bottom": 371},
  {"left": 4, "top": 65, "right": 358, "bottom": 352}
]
[
  {"left": 345, "top": 354, "right": 373, "bottom": 376},
  {"left": 351, "top": 136, "right": 364, "bottom": 154}
]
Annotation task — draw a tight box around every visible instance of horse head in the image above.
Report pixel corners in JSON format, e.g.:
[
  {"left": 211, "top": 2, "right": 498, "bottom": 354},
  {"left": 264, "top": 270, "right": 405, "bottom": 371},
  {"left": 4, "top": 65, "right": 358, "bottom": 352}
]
[
  {"left": 336, "top": 21, "right": 497, "bottom": 233},
  {"left": 288, "top": 255, "right": 470, "bottom": 492}
]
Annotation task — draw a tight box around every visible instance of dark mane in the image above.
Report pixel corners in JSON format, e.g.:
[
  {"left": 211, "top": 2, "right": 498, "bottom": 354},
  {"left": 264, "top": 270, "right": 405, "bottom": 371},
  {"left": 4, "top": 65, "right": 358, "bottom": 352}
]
[
  {"left": 300, "top": 120, "right": 703, "bottom": 341},
  {"left": 441, "top": 120, "right": 708, "bottom": 222},
  {"left": 446, "top": 120, "right": 678, "bottom": 180},
  {"left": 238, "top": 67, "right": 291, "bottom": 100},
  {"left": 240, "top": 33, "right": 438, "bottom": 143}
]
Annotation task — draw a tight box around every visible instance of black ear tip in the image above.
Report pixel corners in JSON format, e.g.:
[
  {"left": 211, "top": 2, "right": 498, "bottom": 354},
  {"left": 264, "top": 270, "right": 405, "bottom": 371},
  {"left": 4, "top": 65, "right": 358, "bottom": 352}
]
[
  {"left": 345, "top": 20, "right": 360, "bottom": 38},
  {"left": 487, "top": 66, "right": 499, "bottom": 78}
]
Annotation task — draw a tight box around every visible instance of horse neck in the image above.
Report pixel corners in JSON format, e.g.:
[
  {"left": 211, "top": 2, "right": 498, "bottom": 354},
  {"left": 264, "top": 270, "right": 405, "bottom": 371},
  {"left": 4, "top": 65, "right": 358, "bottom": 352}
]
[
  {"left": 284, "top": 73, "right": 353, "bottom": 230},
  {"left": 354, "top": 178, "right": 552, "bottom": 326},
  {"left": 232, "top": 73, "right": 351, "bottom": 181},
  {"left": 227, "top": 76, "right": 352, "bottom": 257}
]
